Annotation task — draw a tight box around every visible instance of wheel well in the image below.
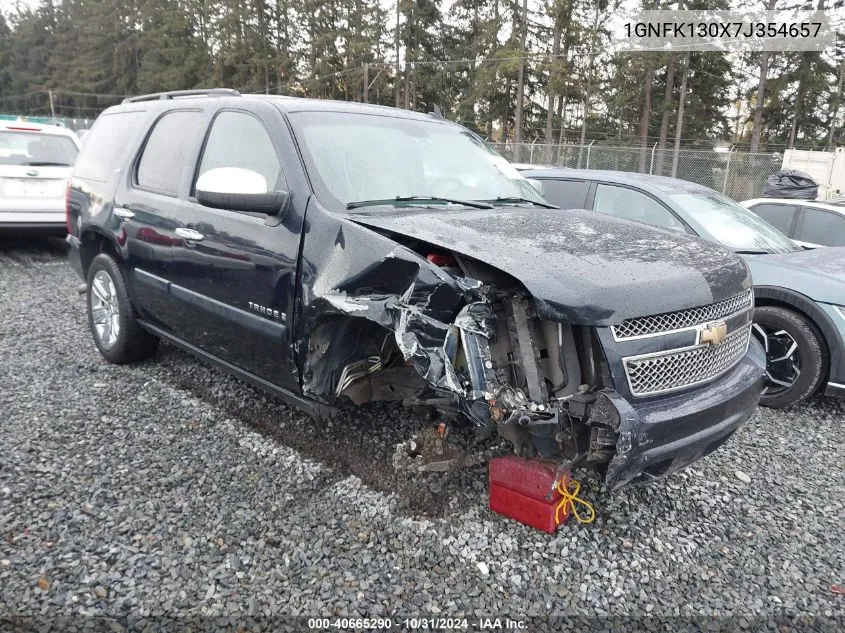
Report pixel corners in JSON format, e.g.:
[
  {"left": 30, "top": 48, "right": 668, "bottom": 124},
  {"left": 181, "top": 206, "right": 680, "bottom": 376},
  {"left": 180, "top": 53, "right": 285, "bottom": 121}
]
[
  {"left": 79, "top": 231, "right": 119, "bottom": 278},
  {"left": 754, "top": 296, "right": 831, "bottom": 385},
  {"left": 302, "top": 315, "right": 398, "bottom": 395}
]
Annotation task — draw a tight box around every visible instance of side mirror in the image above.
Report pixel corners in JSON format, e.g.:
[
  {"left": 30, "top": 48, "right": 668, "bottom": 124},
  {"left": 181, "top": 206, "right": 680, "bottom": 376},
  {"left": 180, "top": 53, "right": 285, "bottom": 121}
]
[
  {"left": 195, "top": 167, "right": 288, "bottom": 215},
  {"left": 527, "top": 178, "right": 545, "bottom": 196}
]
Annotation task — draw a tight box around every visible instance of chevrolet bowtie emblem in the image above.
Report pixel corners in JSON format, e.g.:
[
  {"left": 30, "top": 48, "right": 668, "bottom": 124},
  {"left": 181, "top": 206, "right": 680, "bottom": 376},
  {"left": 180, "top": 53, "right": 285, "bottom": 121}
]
[{"left": 700, "top": 321, "right": 728, "bottom": 346}]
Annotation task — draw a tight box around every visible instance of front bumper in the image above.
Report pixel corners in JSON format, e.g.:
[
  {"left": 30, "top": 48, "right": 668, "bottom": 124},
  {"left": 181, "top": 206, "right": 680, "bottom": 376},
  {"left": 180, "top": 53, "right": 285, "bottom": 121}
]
[{"left": 604, "top": 338, "right": 766, "bottom": 489}]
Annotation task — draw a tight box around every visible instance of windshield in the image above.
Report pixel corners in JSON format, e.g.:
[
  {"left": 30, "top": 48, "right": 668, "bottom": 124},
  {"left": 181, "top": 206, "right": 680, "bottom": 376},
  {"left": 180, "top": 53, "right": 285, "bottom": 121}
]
[
  {"left": 289, "top": 111, "right": 545, "bottom": 209},
  {"left": 0, "top": 130, "right": 78, "bottom": 166},
  {"left": 671, "top": 190, "right": 800, "bottom": 254}
]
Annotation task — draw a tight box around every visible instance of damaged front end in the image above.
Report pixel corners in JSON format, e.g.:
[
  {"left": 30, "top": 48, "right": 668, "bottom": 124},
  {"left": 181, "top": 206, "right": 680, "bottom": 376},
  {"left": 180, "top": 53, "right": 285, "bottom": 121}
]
[
  {"left": 293, "top": 203, "right": 765, "bottom": 491},
  {"left": 298, "top": 238, "right": 624, "bottom": 487}
]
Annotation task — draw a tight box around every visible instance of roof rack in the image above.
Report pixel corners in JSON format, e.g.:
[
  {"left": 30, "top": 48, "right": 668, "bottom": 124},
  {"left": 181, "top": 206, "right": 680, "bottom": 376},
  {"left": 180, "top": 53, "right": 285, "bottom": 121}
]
[{"left": 122, "top": 88, "right": 241, "bottom": 104}]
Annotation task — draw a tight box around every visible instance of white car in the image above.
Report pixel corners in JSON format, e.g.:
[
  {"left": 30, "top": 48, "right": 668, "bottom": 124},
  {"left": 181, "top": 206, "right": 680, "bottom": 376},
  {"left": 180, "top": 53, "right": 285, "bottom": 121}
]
[
  {"left": 740, "top": 197, "right": 845, "bottom": 248},
  {"left": 0, "top": 121, "right": 80, "bottom": 234}
]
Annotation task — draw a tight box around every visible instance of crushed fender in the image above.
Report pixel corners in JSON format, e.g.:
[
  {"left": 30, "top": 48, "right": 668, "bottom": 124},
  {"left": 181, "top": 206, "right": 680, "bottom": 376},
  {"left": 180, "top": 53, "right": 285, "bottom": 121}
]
[{"left": 297, "top": 225, "right": 624, "bottom": 488}]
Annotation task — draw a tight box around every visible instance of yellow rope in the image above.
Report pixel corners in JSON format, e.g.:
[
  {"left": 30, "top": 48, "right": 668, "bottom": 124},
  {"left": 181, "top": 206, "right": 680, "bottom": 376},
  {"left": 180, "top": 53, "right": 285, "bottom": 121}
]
[{"left": 554, "top": 477, "right": 596, "bottom": 525}]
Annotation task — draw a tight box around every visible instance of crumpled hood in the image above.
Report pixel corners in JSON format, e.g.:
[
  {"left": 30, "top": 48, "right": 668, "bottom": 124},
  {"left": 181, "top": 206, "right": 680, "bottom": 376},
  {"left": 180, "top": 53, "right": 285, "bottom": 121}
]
[
  {"left": 348, "top": 206, "right": 751, "bottom": 325},
  {"left": 744, "top": 247, "right": 845, "bottom": 305}
]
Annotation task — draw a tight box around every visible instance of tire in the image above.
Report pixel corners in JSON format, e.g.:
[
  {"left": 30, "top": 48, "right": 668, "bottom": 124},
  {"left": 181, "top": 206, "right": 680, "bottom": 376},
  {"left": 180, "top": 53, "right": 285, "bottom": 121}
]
[
  {"left": 86, "top": 253, "right": 158, "bottom": 364},
  {"left": 752, "top": 306, "right": 827, "bottom": 409}
]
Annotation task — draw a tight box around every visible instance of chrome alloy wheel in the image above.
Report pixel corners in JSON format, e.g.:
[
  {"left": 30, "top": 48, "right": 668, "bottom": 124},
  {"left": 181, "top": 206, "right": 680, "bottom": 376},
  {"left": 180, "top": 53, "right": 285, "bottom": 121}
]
[
  {"left": 90, "top": 270, "right": 120, "bottom": 349},
  {"left": 752, "top": 323, "right": 801, "bottom": 395}
]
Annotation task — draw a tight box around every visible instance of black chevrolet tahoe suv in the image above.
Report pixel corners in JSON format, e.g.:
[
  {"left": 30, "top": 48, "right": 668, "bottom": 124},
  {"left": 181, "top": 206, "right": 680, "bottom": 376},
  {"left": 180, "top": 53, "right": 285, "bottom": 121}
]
[{"left": 66, "top": 89, "right": 765, "bottom": 489}]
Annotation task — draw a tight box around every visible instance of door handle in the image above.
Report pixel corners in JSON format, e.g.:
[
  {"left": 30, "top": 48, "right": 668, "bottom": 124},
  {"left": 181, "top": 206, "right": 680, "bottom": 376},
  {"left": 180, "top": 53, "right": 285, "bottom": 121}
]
[
  {"left": 114, "top": 207, "right": 135, "bottom": 220},
  {"left": 175, "top": 228, "right": 204, "bottom": 241}
]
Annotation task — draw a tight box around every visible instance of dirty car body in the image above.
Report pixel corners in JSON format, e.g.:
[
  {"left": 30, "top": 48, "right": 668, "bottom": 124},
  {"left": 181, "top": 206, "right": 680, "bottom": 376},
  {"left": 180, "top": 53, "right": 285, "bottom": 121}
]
[
  {"left": 520, "top": 167, "right": 845, "bottom": 406},
  {"left": 325, "top": 206, "right": 766, "bottom": 488},
  {"left": 66, "top": 92, "right": 764, "bottom": 490}
]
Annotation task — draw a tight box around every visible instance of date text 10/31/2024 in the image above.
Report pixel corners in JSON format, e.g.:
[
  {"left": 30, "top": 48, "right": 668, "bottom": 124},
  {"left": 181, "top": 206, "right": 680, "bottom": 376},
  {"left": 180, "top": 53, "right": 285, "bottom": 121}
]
[{"left": 307, "top": 618, "right": 528, "bottom": 630}]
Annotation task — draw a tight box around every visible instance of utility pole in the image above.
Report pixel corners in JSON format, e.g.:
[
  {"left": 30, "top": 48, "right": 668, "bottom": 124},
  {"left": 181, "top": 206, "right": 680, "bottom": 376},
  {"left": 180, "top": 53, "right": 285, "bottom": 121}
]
[
  {"left": 750, "top": 0, "right": 778, "bottom": 153},
  {"left": 638, "top": 66, "right": 654, "bottom": 172},
  {"left": 514, "top": 0, "right": 528, "bottom": 144},
  {"left": 578, "top": 4, "right": 601, "bottom": 166},
  {"left": 671, "top": 52, "right": 690, "bottom": 178},
  {"left": 48, "top": 90, "right": 56, "bottom": 119},
  {"left": 544, "top": 5, "right": 563, "bottom": 144},
  {"left": 733, "top": 81, "right": 743, "bottom": 143},
  {"left": 404, "top": 4, "right": 412, "bottom": 111},
  {"left": 395, "top": 0, "right": 401, "bottom": 108},
  {"left": 363, "top": 63, "right": 369, "bottom": 103},
  {"left": 827, "top": 61, "right": 844, "bottom": 150}
]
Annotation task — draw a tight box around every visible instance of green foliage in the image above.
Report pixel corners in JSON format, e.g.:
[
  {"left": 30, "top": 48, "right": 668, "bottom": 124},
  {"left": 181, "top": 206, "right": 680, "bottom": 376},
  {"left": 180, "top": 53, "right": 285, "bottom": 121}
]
[{"left": 0, "top": 0, "right": 841, "bottom": 149}]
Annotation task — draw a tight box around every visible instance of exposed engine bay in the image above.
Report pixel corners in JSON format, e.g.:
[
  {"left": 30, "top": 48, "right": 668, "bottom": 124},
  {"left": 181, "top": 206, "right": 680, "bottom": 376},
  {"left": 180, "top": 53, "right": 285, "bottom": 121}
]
[{"left": 300, "top": 244, "right": 622, "bottom": 482}]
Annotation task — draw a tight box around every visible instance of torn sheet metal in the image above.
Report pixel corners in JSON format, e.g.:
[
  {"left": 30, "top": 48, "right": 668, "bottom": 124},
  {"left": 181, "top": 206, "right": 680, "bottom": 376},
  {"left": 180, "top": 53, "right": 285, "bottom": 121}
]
[
  {"left": 296, "top": 204, "right": 498, "bottom": 418},
  {"left": 298, "top": 205, "right": 571, "bottom": 432}
]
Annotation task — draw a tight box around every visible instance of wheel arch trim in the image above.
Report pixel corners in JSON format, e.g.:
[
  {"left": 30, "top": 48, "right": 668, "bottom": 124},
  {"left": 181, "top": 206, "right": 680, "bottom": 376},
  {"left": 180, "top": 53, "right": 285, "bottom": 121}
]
[
  {"left": 753, "top": 285, "right": 844, "bottom": 387},
  {"left": 78, "top": 227, "right": 124, "bottom": 277}
]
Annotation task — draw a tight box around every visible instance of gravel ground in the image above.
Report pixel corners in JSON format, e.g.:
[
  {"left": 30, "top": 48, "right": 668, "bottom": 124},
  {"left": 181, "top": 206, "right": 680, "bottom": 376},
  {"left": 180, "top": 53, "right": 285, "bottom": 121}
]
[{"left": 0, "top": 237, "right": 843, "bottom": 632}]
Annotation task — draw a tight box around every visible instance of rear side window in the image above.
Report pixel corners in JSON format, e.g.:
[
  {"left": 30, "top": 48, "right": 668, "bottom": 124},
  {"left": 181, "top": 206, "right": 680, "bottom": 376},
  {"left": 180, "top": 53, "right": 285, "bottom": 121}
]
[
  {"left": 137, "top": 110, "right": 204, "bottom": 196},
  {"left": 538, "top": 179, "right": 590, "bottom": 208},
  {"left": 73, "top": 112, "right": 146, "bottom": 181},
  {"left": 593, "top": 183, "right": 686, "bottom": 231},
  {"left": 796, "top": 208, "right": 845, "bottom": 246},
  {"left": 749, "top": 203, "right": 797, "bottom": 235},
  {"left": 0, "top": 130, "right": 78, "bottom": 167}
]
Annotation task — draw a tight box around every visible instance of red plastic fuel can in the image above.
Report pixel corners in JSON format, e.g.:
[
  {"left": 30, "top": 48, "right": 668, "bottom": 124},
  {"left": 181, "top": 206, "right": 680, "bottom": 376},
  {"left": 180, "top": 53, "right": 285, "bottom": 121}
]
[{"left": 488, "top": 455, "right": 570, "bottom": 533}]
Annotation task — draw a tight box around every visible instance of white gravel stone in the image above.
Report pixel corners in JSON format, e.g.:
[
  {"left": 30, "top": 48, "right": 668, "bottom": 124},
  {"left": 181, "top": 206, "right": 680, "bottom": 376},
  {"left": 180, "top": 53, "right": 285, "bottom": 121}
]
[
  {"left": 1, "top": 240, "right": 843, "bottom": 626},
  {"left": 735, "top": 470, "right": 752, "bottom": 484}
]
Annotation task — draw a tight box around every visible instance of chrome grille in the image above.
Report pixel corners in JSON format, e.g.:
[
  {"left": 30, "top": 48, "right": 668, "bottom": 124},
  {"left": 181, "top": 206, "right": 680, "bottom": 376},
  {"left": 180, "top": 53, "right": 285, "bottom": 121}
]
[
  {"left": 624, "top": 325, "right": 752, "bottom": 397},
  {"left": 612, "top": 290, "right": 753, "bottom": 340}
]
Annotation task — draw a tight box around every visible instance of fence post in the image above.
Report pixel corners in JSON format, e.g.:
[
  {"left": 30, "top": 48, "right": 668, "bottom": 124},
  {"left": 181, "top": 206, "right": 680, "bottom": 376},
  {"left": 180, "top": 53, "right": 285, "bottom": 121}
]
[
  {"left": 722, "top": 150, "right": 732, "bottom": 194},
  {"left": 530, "top": 138, "right": 537, "bottom": 164},
  {"left": 585, "top": 140, "right": 595, "bottom": 169},
  {"left": 649, "top": 142, "right": 657, "bottom": 174}
]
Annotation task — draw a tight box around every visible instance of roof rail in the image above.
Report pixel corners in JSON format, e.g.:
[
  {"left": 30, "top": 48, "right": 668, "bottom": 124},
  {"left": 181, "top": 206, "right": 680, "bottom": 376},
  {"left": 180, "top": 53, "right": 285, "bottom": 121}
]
[{"left": 122, "top": 88, "right": 241, "bottom": 104}]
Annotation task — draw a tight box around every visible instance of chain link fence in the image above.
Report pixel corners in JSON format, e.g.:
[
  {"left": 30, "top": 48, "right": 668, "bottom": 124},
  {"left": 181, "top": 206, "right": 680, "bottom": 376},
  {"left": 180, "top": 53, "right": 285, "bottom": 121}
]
[
  {"left": 489, "top": 142, "right": 783, "bottom": 201},
  {"left": 0, "top": 113, "right": 95, "bottom": 131}
]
